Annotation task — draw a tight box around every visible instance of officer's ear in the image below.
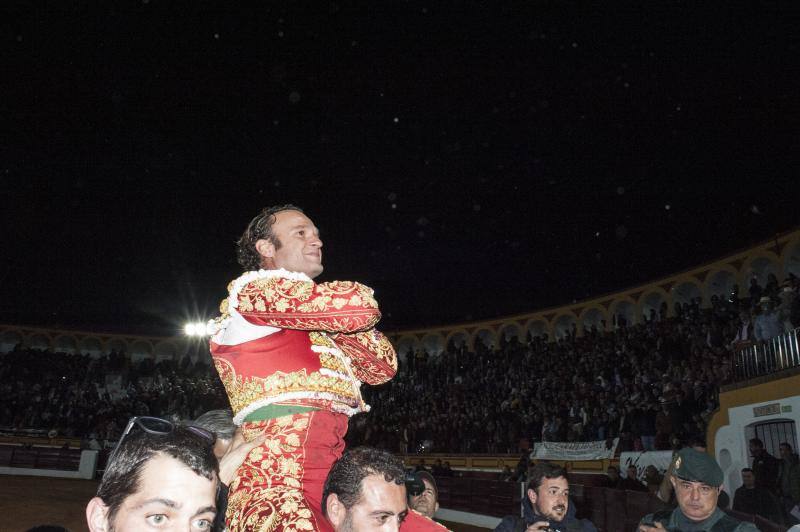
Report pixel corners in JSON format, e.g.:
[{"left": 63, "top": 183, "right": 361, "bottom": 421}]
[{"left": 527, "top": 488, "right": 538, "bottom": 506}]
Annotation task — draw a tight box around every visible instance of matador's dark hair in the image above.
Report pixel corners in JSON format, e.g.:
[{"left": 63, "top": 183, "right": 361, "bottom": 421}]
[{"left": 236, "top": 204, "right": 304, "bottom": 271}]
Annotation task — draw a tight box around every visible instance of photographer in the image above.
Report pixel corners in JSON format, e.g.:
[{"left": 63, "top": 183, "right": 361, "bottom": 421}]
[{"left": 494, "top": 463, "right": 596, "bottom": 532}]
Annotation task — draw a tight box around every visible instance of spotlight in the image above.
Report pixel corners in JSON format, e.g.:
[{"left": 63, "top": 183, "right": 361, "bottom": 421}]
[{"left": 184, "top": 322, "right": 209, "bottom": 337}]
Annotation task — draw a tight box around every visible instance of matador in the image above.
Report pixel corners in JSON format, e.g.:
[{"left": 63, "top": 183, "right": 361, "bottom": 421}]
[{"left": 210, "top": 205, "right": 445, "bottom": 531}]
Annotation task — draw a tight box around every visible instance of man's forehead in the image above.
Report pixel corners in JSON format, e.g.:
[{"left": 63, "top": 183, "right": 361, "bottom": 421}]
[
  {"left": 134, "top": 454, "right": 216, "bottom": 497},
  {"left": 420, "top": 478, "right": 436, "bottom": 492},
  {"left": 676, "top": 477, "right": 717, "bottom": 490},
  {"left": 358, "top": 474, "right": 407, "bottom": 509},
  {"left": 540, "top": 476, "right": 568, "bottom": 489},
  {"left": 275, "top": 210, "right": 315, "bottom": 228}
]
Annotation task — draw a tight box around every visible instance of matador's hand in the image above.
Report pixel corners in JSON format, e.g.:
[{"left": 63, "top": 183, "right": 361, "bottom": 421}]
[{"left": 218, "top": 429, "right": 266, "bottom": 486}]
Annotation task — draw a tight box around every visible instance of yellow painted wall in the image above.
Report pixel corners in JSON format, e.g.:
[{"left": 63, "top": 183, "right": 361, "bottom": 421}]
[{"left": 708, "top": 372, "right": 800, "bottom": 455}]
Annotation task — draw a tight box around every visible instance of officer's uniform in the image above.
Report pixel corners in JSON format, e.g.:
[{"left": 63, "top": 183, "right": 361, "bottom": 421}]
[{"left": 640, "top": 448, "right": 759, "bottom": 532}]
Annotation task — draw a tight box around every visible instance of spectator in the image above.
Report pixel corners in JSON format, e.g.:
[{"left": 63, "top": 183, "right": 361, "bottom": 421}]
[
  {"left": 750, "top": 438, "right": 780, "bottom": 495},
  {"left": 193, "top": 409, "right": 236, "bottom": 459},
  {"left": 440, "top": 461, "right": 454, "bottom": 477},
  {"left": 619, "top": 465, "right": 647, "bottom": 492},
  {"left": 754, "top": 297, "right": 784, "bottom": 342},
  {"left": 407, "top": 471, "right": 440, "bottom": 519},
  {"left": 644, "top": 465, "right": 663, "bottom": 495},
  {"left": 778, "top": 280, "right": 799, "bottom": 333},
  {"left": 85, "top": 420, "right": 218, "bottom": 532},
  {"left": 604, "top": 466, "right": 621, "bottom": 489},
  {"left": 778, "top": 442, "right": 800, "bottom": 523},
  {"left": 494, "top": 462, "right": 596, "bottom": 532},
  {"left": 192, "top": 409, "right": 265, "bottom": 532},
  {"left": 733, "top": 468, "right": 782, "bottom": 523},
  {"left": 731, "top": 310, "right": 755, "bottom": 349}
]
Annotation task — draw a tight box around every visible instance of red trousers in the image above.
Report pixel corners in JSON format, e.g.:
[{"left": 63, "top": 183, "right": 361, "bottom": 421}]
[
  {"left": 226, "top": 410, "right": 446, "bottom": 531},
  {"left": 226, "top": 410, "right": 343, "bottom": 531}
]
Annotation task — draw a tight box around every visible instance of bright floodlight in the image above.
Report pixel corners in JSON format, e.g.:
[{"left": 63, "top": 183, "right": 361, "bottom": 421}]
[{"left": 184, "top": 322, "right": 209, "bottom": 336}]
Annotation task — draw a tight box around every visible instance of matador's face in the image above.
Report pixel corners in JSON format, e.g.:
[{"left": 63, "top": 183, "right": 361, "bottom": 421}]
[{"left": 258, "top": 210, "right": 324, "bottom": 278}]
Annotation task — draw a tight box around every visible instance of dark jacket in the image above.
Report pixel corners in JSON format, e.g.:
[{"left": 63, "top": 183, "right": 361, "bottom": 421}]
[
  {"left": 494, "top": 495, "right": 596, "bottom": 532},
  {"left": 733, "top": 485, "right": 782, "bottom": 523}
]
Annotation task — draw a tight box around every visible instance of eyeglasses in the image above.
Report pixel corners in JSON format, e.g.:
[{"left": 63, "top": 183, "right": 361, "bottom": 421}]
[{"left": 107, "top": 416, "right": 216, "bottom": 466}]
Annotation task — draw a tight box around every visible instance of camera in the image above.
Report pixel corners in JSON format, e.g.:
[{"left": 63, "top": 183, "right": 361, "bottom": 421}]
[{"left": 404, "top": 471, "right": 425, "bottom": 497}]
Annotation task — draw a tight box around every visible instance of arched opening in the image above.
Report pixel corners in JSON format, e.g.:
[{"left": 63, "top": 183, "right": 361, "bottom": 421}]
[
  {"left": 526, "top": 320, "right": 549, "bottom": 342},
  {"left": 130, "top": 340, "right": 153, "bottom": 361},
  {"left": 154, "top": 341, "right": 178, "bottom": 361},
  {"left": 745, "top": 256, "right": 780, "bottom": 288},
  {"left": 499, "top": 323, "right": 521, "bottom": 342},
  {"left": 107, "top": 338, "right": 127, "bottom": 355},
  {"left": 672, "top": 281, "right": 702, "bottom": 312},
  {"left": 421, "top": 334, "right": 444, "bottom": 356},
  {"left": 783, "top": 239, "right": 800, "bottom": 278},
  {"left": 395, "top": 336, "right": 421, "bottom": 362},
  {"left": 639, "top": 292, "right": 667, "bottom": 322},
  {"left": 473, "top": 328, "right": 497, "bottom": 351},
  {"left": 79, "top": 337, "right": 104, "bottom": 357},
  {"left": 53, "top": 335, "right": 78, "bottom": 354},
  {"left": 707, "top": 269, "right": 737, "bottom": 301},
  {"left": 609, "top": 300, "right": 636, "bottom": 328},
  {"left": 553, "top": 314, "right": 577, "bottom": 340},
  {"left": 26, "top": 333, "right": 51, "bottom": 351},
  {"left": 580, "top": 308, "right": 606, "bottom": 333},
  {"left": 0, "top": 330, "right": 23, "bottom": 353},
  {"left": 446, "top": 331, "right": 469, "bottom": 351}
]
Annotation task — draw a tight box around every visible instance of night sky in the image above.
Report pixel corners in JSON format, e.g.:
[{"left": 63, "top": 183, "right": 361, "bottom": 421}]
[{"left": 2, "top": 3, "right": 798, "bottom": 336}]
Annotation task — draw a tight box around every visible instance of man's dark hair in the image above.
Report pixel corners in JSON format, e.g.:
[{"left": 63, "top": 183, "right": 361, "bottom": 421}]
[
  {"left": 780, "top": 442, "right": 793, "bottom": 452},
  {"left": 322, "top": 446, "right": 405, "bottom": 516},
  {"left": 526, "top": 462, "right": 568, "bottom": 492},
  {"left": 193, "top": 409, "right": 236, "bottom": 440},
  {"left": 236, "top": 204, "right": 304, "bottom": 271},
  {"left": 96, "top": 426, "right": 217, "bottom": 525},
  {"left": 749, "top": 438, "right": 764, "bottom": 449}
]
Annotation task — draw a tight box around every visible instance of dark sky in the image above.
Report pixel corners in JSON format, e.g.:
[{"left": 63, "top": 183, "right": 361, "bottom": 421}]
[{"left": 2, "top": 3, "right": 798, "bottom": 335}]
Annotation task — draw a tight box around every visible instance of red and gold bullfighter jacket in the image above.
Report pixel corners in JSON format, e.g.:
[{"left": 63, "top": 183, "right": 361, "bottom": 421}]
[{"left": 208, "top": 268, "right": 397, "bottom": 425}]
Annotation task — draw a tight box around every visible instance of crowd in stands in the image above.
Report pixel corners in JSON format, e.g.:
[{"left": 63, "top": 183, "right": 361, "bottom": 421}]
[
  {"left": 0, "top": 273, "right": 797, "bottom": 452},
  {"left": 0, "top": 349, "right": 228, "bottom": 444},
  {"left": 349, "top": 273, "right": 799, "bottom": 454}
]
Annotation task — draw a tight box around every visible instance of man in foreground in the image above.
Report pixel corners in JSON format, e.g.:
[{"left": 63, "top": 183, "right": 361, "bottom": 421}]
[
  {"left": 323, "top": 447, "right": 409, "bottom": 531},
  {"left": 494, "top": 462, "right": 596, "bottom": 531},
  {"left": 639, "top": 448, "right": 758, "bottom": 531},
  {"left": 86, "top": 423, "right": 218, "bottom": 531}
]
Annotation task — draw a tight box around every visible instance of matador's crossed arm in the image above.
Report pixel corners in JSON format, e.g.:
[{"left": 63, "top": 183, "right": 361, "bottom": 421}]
[{"left": 232, "top": 274, "right": 397, "bottom": 384}]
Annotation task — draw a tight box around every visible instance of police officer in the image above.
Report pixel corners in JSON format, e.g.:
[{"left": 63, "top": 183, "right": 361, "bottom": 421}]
[{"left": 639, "top": 448, "right": 758, "bottom": 532}]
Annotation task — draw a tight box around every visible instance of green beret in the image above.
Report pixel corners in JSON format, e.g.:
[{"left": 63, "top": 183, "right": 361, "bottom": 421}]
[{"left": 674, "top": 448, "right": 723, "bottom": 486}]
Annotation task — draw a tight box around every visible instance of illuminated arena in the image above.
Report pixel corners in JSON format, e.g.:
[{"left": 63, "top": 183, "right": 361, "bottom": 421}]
[{"left": 3, "top": 230, "right": 799, "bottom": 531}]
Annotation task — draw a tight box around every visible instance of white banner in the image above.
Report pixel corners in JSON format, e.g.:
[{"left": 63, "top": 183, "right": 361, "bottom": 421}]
[
  {"left": 619, "top": 451, "right": 673, "bottom": 480},
  {"left": 531, "top": 438, "right": 619, "bottom": 461}
]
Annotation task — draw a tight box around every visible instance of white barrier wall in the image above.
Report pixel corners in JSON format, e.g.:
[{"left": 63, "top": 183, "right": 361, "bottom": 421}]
[{"left": 0, "top": 450, "right": 98, "bottom": 480}]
